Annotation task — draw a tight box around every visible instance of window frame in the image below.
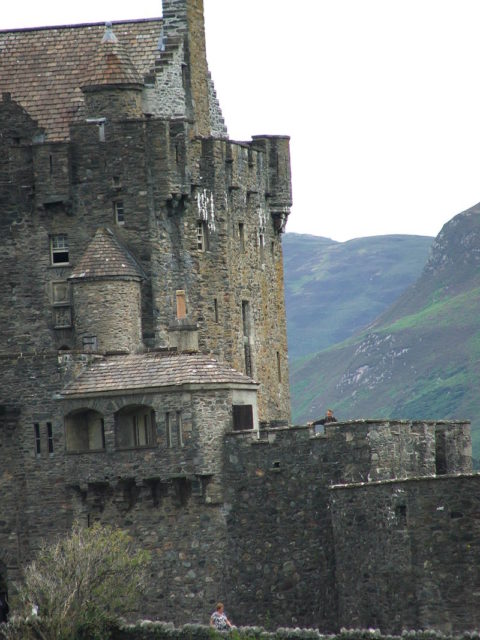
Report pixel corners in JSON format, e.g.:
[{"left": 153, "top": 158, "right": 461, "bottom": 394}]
[
  {"left": 65, "top": 410, "right": 106, "bottom": 453},
  {"left": 196, "top": 220, "right": 209, "bottom": 251},
  {"left": 166, "top": 412, "right": 173, "bottom": 448},
  {"left": 115, "top": 406, "right": 156, "bottom": 450},
  {"left": 176, "top": 411, "right": 184, "bottom": 447},
  {"left": 34, "top": 423, "right": 41, "bottom": 456},
  {"left": 113, "top": 200, "right": 125, "bottom": 226},
  {"left": 47, "top": 422, "right": 54, "bottom": 454},
  {"left": 50, "top": 234, "right": 69, "bottom": 266}
]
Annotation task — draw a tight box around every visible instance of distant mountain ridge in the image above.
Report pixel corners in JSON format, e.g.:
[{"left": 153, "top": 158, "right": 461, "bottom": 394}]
[
  {"left": 283, "top": 232, "right": 433, "bottom": 358},
  {"left": 288, "top": 205, "right": 480, "bottom": 458}
]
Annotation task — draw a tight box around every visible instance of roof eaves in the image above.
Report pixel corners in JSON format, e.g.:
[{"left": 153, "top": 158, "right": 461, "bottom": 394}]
[{"left": 59, "top": 381, "right": 259, "bottom": 400}]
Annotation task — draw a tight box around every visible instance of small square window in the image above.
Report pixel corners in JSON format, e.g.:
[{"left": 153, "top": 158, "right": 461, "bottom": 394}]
[
  {"left": 82, "top": 335, "right": 97, "bottom": 352},
  {"left": 50, "top": 234, "right": 69, "bottom": 265},
  {"left": 114, "top": 201, "right": 125, "bottom": 226}
]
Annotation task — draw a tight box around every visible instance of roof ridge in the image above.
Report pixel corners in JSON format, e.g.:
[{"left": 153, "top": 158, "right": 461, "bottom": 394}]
[{"left": 0, "top": 17, "right": 163, "bottom": 35}]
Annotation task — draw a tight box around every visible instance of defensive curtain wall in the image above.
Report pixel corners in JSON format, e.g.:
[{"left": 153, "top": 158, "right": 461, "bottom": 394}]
[
  {"left": 221, "top": 420, "right": 476, "bottom": 634},
  {"left": 1, "top": 407, "right": 478, "bottom": 633}
]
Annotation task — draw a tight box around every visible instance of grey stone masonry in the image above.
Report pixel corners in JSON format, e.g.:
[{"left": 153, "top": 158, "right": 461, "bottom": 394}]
[
  {"left": 331, "top": 474, "right": 480, "bottom": 634},
  {"left": 1, "top": 1, "right": 479, "bottom": 637}
]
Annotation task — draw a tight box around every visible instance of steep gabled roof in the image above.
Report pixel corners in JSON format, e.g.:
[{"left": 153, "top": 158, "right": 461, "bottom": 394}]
[
  {"left": 61, "top": 352, "right": 258, "bottom": 397},
  {"left": 0, "top": 19, "right": 162, "bottom": 141},
  {"left": 69, "top": 227, "right": 145, "bottom": 281}
]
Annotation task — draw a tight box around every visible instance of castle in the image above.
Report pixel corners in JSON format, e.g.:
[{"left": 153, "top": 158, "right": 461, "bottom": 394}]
[{"left": 1, "top": 1, "right": 480, "bottom": 635}]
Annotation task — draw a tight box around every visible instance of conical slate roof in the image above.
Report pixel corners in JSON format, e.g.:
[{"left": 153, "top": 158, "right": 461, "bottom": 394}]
[
  {"left": 69, "top": 227, "right": 144, "bottom": 281},
  {"left": 81, "top": 23, "right": 143, "bottom": 90}
]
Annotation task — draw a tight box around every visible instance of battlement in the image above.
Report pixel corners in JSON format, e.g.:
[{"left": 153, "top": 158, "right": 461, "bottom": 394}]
[{"left": 226, "top": 418, "right": 472, "bottom": 483}]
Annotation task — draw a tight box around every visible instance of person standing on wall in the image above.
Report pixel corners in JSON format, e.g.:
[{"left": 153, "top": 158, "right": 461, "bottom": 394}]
[{"left": 308, "top": 408, "right": 337, "bottom": 433}]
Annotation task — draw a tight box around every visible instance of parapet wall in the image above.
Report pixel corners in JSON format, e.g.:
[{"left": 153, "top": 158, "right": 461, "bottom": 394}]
[{"left": 323, "top": 419, "right": 472, "bottom": 483}]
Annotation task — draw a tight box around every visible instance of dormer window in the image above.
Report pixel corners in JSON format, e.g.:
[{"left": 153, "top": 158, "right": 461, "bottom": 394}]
[{"left": 50, "top": 234, "right": 69, "bottom": 265}]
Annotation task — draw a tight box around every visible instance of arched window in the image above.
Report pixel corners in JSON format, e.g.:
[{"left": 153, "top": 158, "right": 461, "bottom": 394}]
[
  {"left": 65, "top": 409, "right": 105, "bottom": 452},
  {"left": 115, "top": 405, "right": 156, "bottom": 449}
]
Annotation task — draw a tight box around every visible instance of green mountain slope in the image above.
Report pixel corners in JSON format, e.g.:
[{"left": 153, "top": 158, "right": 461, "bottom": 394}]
[
  {"left": 290, "top": 205, "right": 480, "bottom": 457},
  {"left": 283, "top": 233, "right": 433, "bottom": 358}
]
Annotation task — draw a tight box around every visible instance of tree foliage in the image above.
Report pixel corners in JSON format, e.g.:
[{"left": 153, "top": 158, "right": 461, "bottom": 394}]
[{"left": 1, "top": 521, "right": 150, "bottom": 640}]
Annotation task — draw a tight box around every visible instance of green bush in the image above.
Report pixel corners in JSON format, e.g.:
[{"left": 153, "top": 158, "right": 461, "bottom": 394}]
[{"left": 1, "top": 521, "right": 150, "bottom": 640}]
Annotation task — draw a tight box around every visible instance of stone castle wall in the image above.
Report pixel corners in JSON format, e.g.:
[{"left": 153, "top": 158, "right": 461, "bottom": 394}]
[
  {"left": 0, "top": 372, "right": 477, "bottom": 634},
  {"left": 1, "top": 3, "right": 478, "bottom": 636},
  {"left": 0, "top": 102, "right": 291, "bottom": 423},
  {"left": 219, "top": 421, "right": 474, "bottom": 632},
  {"left": 331, "top": 474, "right": 480, "bottom": 634}
]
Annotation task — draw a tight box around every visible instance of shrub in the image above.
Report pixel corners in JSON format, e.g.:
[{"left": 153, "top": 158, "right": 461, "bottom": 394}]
[{"left": 2, "top": 521, "right": 150, "bottom": 640}]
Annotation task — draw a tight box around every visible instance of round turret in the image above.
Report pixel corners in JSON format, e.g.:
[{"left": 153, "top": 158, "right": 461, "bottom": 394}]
[
  {"left": 69, "top": 227, "right": 145, "bottom": 353},
  {"left": 80, "top": 23, "right": 144, "bottom": 119}
]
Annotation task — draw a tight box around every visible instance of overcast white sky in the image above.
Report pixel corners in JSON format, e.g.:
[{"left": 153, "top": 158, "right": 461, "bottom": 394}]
[{"left": 4, "top": 1, "right": 480, "bottom": 241}]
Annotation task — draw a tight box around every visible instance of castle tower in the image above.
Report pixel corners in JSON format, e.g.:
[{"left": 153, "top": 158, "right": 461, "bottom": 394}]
[
  {"left": 80, "top": 23, "right": 144, "bottom": 120},
  {"left": 69, "top": 228, "right": 145, "bottom": 353},
  {"left": 162, "top": 0, "right": 211, "bottom": 136}
]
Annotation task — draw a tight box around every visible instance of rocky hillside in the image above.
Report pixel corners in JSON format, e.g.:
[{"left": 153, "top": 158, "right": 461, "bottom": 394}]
[
  {"left": 289, "top": 205, "right": 480, "bottom": 457},
  {"left": 283, "top": 233, "right": 433, "bottom": 358}
]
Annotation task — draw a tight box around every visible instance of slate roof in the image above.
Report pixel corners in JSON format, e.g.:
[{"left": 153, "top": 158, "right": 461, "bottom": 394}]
[
  {"left": 61, "top": 352, "right": 257, "bottom": 397},
  {"left": 69, "top": 227, "right": 145, "bottom": 281},
  {"left": 0, "top": 19, "right": 162, "bottom": 141},
  {"left": 81, "top": 25, "right": 143, "bottom": 90}
]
